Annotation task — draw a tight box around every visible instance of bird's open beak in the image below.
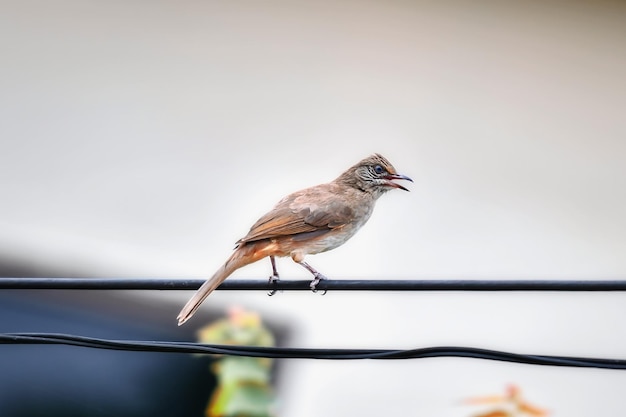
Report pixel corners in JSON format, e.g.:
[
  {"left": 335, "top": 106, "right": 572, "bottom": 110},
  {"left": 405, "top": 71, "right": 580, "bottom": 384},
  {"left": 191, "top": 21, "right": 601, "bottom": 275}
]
[{"left": 384, "top": 173, "right": 413, "bottom": 191}]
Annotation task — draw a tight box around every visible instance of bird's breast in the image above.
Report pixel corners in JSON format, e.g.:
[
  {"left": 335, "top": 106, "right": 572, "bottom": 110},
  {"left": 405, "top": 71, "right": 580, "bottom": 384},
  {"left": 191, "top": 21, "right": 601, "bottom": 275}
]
[{"left": 289, "top": 222, "right": 363, "bottom": 256}]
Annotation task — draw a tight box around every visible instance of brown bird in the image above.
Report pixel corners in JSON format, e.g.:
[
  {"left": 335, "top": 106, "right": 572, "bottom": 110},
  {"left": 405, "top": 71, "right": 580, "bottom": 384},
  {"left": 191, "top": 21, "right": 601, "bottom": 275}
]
[{"left": 177, "top": 153, "right": 412, "bottom": 325}]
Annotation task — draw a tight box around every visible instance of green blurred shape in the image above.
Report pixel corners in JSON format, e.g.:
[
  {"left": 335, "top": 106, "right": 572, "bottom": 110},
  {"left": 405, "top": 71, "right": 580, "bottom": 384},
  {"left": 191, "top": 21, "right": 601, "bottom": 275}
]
[{"left": 198, "top": 307, "right": 276, "bottom": 417}]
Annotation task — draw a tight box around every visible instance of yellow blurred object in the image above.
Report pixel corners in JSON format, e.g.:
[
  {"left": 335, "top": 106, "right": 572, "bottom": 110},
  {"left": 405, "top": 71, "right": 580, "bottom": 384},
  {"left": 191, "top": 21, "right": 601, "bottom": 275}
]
[{"left": 197, "top": 306, "right": 276, "bottom": 417}]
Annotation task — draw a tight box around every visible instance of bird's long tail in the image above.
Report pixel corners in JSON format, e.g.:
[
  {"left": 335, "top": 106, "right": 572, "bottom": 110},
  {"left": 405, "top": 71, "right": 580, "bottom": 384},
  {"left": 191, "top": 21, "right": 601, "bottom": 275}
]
[{"left": 177, "top": 243, "right": 262, "bottom": 326}]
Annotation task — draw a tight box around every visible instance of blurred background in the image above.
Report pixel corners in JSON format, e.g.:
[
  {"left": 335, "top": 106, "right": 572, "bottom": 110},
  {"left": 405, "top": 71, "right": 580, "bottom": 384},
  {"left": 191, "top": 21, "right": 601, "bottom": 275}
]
[{"left": 1, "top": 0, "right": 625, "bottom": 415}]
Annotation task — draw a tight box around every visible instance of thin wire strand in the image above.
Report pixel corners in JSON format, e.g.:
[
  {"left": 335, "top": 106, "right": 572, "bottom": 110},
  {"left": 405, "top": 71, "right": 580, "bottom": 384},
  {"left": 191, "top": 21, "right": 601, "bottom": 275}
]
[
  {"left": 1, "top": 278, "right": 626, "bottom": 291},
  {"left": 1, "top": 332, "right": 625, "bottom": 369}
]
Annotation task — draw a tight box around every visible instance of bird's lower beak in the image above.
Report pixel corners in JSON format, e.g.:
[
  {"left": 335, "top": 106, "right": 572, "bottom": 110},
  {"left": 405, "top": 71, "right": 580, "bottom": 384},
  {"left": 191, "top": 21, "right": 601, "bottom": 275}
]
[{"left": 384, "top": 173, "right": 413, "bottom": 191}]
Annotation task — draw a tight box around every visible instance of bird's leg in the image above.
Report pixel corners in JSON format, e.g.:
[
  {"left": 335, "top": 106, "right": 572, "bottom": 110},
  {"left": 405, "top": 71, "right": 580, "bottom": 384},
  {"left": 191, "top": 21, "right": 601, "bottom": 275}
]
[
  {"left": 296, "top": 260, "right": 328, "bottom": 295},
  {"left": 267, "top": 256, "right": 280, "bottom": 296}
]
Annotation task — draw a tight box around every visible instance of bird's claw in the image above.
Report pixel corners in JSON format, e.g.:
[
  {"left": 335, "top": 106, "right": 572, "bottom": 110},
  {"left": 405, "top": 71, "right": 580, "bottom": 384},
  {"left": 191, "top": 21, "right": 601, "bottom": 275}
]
[
  {"left": 267, "top": 274, "right": 280, "bottom": 296},
  {"left": 310, "top": 274, "right": 328, "bottom": 295}
]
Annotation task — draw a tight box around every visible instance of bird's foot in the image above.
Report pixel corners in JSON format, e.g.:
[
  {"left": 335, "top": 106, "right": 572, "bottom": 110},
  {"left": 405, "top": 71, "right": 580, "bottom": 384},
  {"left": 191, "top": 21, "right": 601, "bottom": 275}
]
[
  {"left": 310, "top": 273, "right": 328, "bottom": 295},
  {"left": 267, "top": 274, "right": 280, "bottom": 296}
]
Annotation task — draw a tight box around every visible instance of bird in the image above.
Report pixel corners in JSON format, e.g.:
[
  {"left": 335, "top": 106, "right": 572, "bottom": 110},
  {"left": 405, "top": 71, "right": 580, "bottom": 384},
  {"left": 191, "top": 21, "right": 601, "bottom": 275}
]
[{"left": 177, "top": 153, "right": 412, "bottom": 325}]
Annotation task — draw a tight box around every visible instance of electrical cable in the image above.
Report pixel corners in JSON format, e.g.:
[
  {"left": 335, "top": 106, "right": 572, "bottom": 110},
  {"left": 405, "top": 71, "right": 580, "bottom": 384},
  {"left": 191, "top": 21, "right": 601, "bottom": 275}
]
[
  {"left": 2, "top": 277, "right": 625, "bottom": 369},
  {"left": 1, "top": 332, "right": 625, "bottom": 369},
  {"left": 1, "top": 278, "right": 626, "bottom": 291}
]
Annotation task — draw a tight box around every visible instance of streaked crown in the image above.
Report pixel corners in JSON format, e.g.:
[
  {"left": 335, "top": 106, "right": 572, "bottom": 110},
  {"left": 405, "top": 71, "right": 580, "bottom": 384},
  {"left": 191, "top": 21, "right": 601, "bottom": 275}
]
[{"left": 336, "top": 153, "right": 412, "bottom": 197}]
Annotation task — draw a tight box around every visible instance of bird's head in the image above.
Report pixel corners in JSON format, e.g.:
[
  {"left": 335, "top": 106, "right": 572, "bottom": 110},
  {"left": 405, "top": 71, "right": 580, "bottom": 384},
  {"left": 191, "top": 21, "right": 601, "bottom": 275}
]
[{"left": 337, "top": 153, "right": 413, "bottom": 197}]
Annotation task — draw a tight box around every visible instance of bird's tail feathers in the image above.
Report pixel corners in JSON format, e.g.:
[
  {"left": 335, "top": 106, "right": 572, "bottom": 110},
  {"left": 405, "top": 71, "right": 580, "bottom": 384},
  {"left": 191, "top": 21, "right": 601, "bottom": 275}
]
[{"left": 176, "top": 244, "right": 260, "bottom": 326}]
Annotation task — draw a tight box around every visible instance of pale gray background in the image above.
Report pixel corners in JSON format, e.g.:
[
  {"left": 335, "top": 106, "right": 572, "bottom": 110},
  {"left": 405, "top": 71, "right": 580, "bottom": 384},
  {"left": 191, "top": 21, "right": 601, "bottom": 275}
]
[{"left": 1, "top": 1, "right": 625, "bottom": 416}]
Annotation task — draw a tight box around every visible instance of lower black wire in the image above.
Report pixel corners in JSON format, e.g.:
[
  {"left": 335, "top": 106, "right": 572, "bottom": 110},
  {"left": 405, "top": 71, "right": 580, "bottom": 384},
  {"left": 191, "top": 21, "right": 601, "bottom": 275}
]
[{"left": 1, "top": 332, "right": 625, "bottom": 369}]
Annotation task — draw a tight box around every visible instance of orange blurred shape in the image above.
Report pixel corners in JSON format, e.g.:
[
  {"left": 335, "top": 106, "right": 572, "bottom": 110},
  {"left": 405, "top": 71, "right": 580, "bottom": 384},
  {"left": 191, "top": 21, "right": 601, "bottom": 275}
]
[
  {"left": 519, "top": 402, "right": 549, "bottom": 417},
  {"left": 464, "top": 384, "right": 549, "bottom": 417},
  {"left": 474, "top": 411, "right": 510, "bottom": 417},
  {"left": 464, "top": 395, "right": 508, "bottom": 405}
]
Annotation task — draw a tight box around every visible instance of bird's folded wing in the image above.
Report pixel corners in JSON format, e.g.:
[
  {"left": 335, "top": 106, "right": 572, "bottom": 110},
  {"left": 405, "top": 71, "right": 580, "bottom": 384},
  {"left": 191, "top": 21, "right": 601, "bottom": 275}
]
[{"left": 237, "top": 198, "right": 355, "bottom": 244}]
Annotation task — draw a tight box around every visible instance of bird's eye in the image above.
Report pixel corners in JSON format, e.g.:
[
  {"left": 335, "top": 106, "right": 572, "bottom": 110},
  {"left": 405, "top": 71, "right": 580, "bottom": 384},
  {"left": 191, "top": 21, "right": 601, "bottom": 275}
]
[{"left": 374, "top": 165, "right": 385, "bottom": 174}]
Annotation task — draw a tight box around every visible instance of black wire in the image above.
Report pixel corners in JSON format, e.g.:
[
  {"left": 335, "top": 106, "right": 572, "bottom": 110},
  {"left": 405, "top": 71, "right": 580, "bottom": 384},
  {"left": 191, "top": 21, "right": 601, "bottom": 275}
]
[
  {"left": 1, "top": 333, "right": 625, "bottom": 369},
  {"left": 2, "top": 279, "right": 625, "bottom": 369},
  {"left": 1, "top": 278, "right": 626, "bottom": 291}
]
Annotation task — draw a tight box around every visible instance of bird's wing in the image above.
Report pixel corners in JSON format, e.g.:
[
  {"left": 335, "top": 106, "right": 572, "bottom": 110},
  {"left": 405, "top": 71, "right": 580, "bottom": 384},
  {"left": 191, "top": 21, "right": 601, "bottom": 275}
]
[{"left": 237, "top": 185, "right": 355, "bottom": 244}]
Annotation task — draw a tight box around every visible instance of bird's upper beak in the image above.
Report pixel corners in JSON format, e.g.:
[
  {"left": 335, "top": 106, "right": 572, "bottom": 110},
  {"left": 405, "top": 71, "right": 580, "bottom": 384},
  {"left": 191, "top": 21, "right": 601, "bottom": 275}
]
[{"left": 384, "top": 173, "right": 413, "bottom": 191}]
